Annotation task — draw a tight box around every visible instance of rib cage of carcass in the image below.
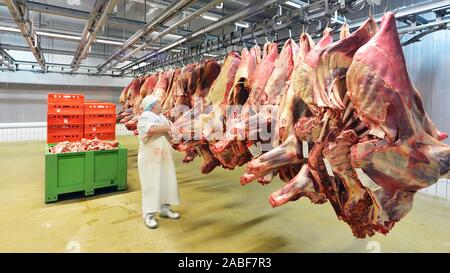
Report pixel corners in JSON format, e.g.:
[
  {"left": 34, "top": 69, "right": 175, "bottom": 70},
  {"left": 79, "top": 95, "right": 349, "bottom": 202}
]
[{"left": 117, "top": 12, "right": 449, "bottom": 238}]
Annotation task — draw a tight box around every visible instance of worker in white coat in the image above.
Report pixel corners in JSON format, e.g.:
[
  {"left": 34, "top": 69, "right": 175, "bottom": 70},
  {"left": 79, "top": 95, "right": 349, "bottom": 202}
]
[{"left": 138, "top": 95, "right": 180, "bottom": 229}]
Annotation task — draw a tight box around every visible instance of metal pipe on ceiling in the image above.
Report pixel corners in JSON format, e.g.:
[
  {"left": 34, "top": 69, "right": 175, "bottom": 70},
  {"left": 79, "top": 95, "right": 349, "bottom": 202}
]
[
  {"left": 121, "top": 0, "right": 284, "bottom": 72},
  {"left": 99, "top": 0, "right": 223, "bottom": 73},
  {"left": 3, "top": 0, "right": 46, "bottom": 70},
  {"left": 70, "top": 0, "right": 118, "bottom": 73},
  {"left": 96, "top": 0, "right": 196, "bottom": 72}
]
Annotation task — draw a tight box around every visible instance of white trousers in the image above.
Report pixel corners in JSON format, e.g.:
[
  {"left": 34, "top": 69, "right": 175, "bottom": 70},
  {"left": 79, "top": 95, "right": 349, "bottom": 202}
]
[{"left": 138, "top": 135, "right": 180, "bottom": 217}]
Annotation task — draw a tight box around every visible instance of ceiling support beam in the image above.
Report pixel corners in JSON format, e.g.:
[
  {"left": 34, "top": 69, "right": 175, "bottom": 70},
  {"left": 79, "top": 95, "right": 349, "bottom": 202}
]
[
  {"left": 99, "top": 0, "right": 223, "bottom": 73},
  {"left": 122, "top": 0, "right": 283, "bottom": 72},
  {"left": 0, "top": 47, "right": 15, "bottom": 70},
  {"left": 70, "top": 0, "right": 117, "bottom": 73},
  {"left": 0, "top": 43, "right": 140, "bottom": 61},
  {"left": 3, "top": 0, "right": 46, "bottom": 70},
  {"left": 96, "top": 0, "right": 196, "bottom": 72}
]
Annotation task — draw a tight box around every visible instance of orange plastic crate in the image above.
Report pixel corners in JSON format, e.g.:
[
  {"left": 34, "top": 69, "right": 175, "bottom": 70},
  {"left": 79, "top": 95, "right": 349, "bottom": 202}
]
[
  {"left": 48, "top": 104, "right": 84, "bottom": 115},
  {"left": 47, "top": 114, "right": 84, "bottom": 124},
  {"left": 84, "top": 131, "right": 115, "bottom": 140},
  {"left": 47, "top": 133, "right": 83, "bottom": 144},
  {"left": 48, "top": 124, "right": 84, "bottom": 134},
  {"left": 84, "top": 123, "right": 115, "bottom": 133},
  {"left": 48, "top": 93, "right": 84, "bottom": 105},
  {"left": 85, "top": 113, "right": 116, "bottom": 124},
  {"left": 84, "top": 103, "right": 116, "bottom": 114}
]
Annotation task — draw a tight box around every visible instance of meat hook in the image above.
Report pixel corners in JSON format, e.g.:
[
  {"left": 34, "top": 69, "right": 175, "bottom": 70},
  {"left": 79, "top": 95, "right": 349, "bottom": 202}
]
[
  {"left": 251, "top": 23, "right": 258, "bottom": 46},
  {"left": 263, "top": 18, "right": 270, "bottom": 43},
  {"left": 272, "top": 15, "right": 280, "bottom": 42},
  {"left": 240, "top": 27, "right": 247, "bottom": 49}
]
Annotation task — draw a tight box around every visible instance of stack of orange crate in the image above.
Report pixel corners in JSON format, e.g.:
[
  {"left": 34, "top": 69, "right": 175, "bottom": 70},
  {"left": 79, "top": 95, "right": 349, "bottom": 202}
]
[
  {"left": 47, "top": 93, "right": 85, "bottom": 143},
  {"left": 84, "top": 102, "right": 116, "bottom": 140}
]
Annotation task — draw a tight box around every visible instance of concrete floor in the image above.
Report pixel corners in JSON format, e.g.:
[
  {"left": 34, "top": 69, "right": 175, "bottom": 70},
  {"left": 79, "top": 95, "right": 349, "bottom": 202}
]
[{"left": 0, "top": 136, "right": 449, "bottom": 253}]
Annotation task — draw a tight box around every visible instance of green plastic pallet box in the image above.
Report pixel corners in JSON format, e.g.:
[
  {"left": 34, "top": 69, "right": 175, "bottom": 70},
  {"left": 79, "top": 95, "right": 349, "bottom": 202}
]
[{"left": 45, "top": 144, "right": 127, "bottom": 203}]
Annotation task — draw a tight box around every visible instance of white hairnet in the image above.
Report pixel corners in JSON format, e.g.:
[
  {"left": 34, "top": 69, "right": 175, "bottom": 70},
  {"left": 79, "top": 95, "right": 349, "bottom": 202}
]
[{"left": 141, "top": 95, "right": 159, "bottom": 112}]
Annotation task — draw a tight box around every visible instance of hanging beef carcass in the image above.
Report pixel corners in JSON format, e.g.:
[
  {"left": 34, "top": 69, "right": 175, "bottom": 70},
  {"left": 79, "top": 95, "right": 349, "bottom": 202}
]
[
  {"left": 117, "top": 77, "right": 145, "bottom": 126},
  {"left": 207, "top": 45, "right": 261, "bottom": 169},
  {"left": 161, "top": 68, "right": 181, "bottom": 115},
  {"left": 267, "top": 13, "right": 449, "bottom": 238},
  {"left": 172, "top": 52, "right": 241, "bottom": 173},
  {"left": 135, "top": 73, "right": 159, "bottom": 111},
  {"left": 211, "top": 42, "right": 279, "bottom": 171},
  {"left": 269, "top": 19, "right": 380, "bottom": 237},
  {"left": 125, "top": 73, "right": 161, "bottom": 131},
  {"left": 240, "top": 33, "right": 317, "bottom": 185},
  {"left": 117, "top": 82, "right": 133, "bottom": 123},
  {"left": 171, "top": 60, "right": 222, "bottom": 164},
  {"left": 345, "top": 12, "right": 449, "bottom": 234}
]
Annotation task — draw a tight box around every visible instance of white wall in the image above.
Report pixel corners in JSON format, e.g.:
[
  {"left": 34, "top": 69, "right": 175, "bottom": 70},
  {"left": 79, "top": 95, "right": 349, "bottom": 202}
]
[{"left": 0, "top": 82, "right": 123, "bottom": 123}]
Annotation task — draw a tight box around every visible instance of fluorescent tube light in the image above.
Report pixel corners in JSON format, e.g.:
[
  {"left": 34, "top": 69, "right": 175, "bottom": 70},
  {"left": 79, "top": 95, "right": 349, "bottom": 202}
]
[
  {"left": 235, "top": 22, "right": 249, "bottom": 28},
  {"left": 96, "top": 39, "right": 123, "bottom": 46},
  {"left": 285, "top": 1, "right": 302, "bottom": 8},
  {"left": 37, "top": 31, "right": 81, "bottom": 41},
  {"left": 0, "top": 26, "right": 20, "bottom": 32},
  {"left": 201, "top": 14, "right": 219, "bottom": 21}
]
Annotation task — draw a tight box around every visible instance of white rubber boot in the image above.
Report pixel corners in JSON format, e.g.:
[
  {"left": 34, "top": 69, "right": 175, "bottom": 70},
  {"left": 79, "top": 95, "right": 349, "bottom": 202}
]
[
  {"left": 160, "top": 204, "right": 180, "bottom": 219},
  {"left": 144, "top": 214, "right": 158, "bottom": 229}
]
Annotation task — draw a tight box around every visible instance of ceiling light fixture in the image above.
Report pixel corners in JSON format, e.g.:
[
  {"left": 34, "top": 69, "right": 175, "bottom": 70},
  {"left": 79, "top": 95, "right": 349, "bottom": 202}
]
[
  {"left": 285, "top": 1, "right": 302, "bottom": 9},
  {"left": 201, "top": 14, "right": 220, "bottom": 21},
  {"left": 235, "top": 22, "right": 249, "bottom": 28}
]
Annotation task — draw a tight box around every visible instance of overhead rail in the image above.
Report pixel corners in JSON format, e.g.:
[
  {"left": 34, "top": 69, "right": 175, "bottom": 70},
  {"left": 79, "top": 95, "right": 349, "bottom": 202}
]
[
  {"left": 120, "top": 0, "right": 287, "bottom": 73},
  {"left": 97, "top": 0, "right": 224, "bottom": 73},
  {"left": 96, "top": 0, "right": 197, "bottom": 72},
  {"left": 70, "top": 0, "right": 118, "bottom": 73},
  {"left": 131, "top": 0, "right": 450, "bottom": 76},
  {"left": 129, "top": 0, "right": 344, "bottom": 75},
  {"left": 0, "top": 47, "right": 15, "bottom": 70},
  {"left": 3, "top": 0, "right": 46, "bottom": 70}
]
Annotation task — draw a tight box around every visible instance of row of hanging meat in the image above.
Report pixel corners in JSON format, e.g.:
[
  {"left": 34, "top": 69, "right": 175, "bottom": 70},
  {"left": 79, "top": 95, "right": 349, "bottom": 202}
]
[{"left": 117, "top": 12, "right": 450, "bottom": 238}]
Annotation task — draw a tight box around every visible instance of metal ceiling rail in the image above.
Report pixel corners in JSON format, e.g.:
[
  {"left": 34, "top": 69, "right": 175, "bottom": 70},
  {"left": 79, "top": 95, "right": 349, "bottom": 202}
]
[
  {"left": 0, "top": 24, "right": 169, "bottom": 49},
  {"left": 0, "top": 43, "right": 140, "bottom": 61},
  {"left": 0, "top": 1, "right": 212, "bottom": 36},
  {"left": 0, "top": 65, "right": 127, "bottom": 77},
  {"left": 96, "top": 0, "right": 196, "bottom": 72},
  {"left": 121, "top": 0, "right": 286, "bottom": 73},
  {"left": 70, "top": 0, "right": 118, "bottom": 73},
  {"left": 3, "top": 0, "right": 46, "bottom": 70},
  {"left": 98, "top": 0, "right": 224, "bottom": 73},
  {"left": 132, "top": 0, "right": 450, "bottom": 75},
  {"left": 347, "top": 0, "right": 450, "bottom": 29},
  {"left": 0, "top": 47, "right": 15, "bottom": 70},
  {"left": 129, "top": 0, "right": 340, "bottom": 75}
]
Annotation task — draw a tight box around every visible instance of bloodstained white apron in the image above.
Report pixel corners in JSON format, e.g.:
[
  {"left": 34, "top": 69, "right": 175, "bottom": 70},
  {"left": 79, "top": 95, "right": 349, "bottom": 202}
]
[{"left": 137, "top": 111, "right": 180, "bottom": 215}]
